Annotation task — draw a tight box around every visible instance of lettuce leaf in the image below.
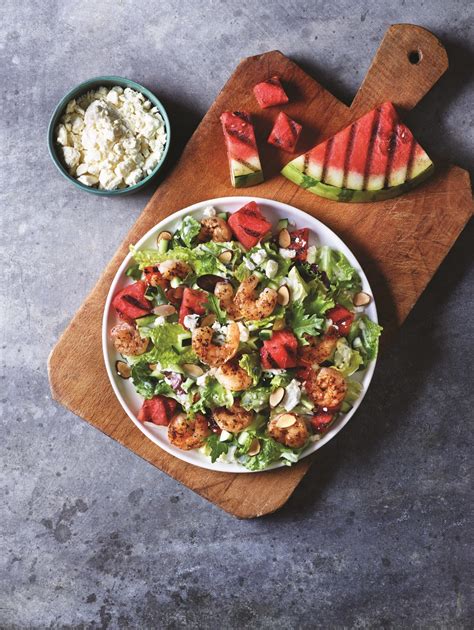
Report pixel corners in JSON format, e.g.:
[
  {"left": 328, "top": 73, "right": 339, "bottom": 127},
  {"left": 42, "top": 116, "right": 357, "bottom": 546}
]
[
  {"left": 348, "top": 315, "right": 383, "bottom": 364},
  {"left": 236, "top": 433, "right": 307, "bottom": 471},
  {"left": 128, "top": 322, "right": 197, "bottom": 372},
  {"left": 191, "top": 377, "right": 234, "bottom": 413},
  {"left": 174, "top": 216, "right": 201, "bottom": 248},
  {"left": 315, "top": 246, "right": 361, "bottom": 292},
  {"left": 333, "top": 338, "right": 363, "bottom": 376},
  {"left": 130, "top": 241, "right": 242, "bottom": 277},
  {"left": 239, "top": 353, "right": 262, "bottom": 386},
  {"left": 240, "top": 386, "right": 270, "bottom": 412},
  {"left": 287, "top": 266, "right": 309, "bottom": 302},
  {"left": 286, "top": 302, "right": 324, "bottom": 344},
  {"left": 205, "top": 433, "right": 230, "bottom": 463}
]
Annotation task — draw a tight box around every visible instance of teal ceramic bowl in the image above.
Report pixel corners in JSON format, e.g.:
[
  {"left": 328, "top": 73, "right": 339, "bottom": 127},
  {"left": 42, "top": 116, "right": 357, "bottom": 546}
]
[{"left": 47, "top": 76, "right": 171, "bottom": 196}]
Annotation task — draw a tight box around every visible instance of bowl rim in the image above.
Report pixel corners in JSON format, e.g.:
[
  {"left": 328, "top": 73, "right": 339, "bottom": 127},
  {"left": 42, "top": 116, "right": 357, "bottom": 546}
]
[
  {"left": 47, "top": 75, "right": 171, "bottom": 196},
  {"left": 102, "top": 196, "right": 379, "bottom": 473}
]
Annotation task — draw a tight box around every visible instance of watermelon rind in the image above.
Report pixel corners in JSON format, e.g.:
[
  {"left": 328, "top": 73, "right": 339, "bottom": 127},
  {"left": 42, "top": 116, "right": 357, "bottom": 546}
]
[
  {"left": 281, "top": 161, "right": 435, "bottom": 203},
  {"left": 233, "top": 170, "right": 265, "bottom": 188}
]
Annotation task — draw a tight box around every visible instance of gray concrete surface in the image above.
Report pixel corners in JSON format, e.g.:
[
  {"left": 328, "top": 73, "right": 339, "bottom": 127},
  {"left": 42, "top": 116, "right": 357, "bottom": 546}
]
[{"left": 1, "top": 1, "right": 473, "bottom": 628}]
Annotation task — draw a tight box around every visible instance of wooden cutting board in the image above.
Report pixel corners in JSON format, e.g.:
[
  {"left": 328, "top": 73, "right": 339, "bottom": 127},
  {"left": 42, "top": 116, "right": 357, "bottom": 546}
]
[{"left": 48, "top": 24, "right": 472, "bottom": 518}]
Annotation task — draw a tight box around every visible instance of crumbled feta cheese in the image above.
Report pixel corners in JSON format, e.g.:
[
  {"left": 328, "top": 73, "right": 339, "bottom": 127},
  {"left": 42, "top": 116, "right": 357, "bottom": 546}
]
[
  {"left": 279, "top": 248, "right": 297, "bottom": 259},
  {"left": 202, "top": 205, "right": 217, "bottom": 218},
  {"left": 251, "top": 249, "right": 267, "bottom": 266},
  {"left": 154, "top": 316, "right": 166, "bottom": 326},
  {"left": 61, "top": 146, "right": 81, "bottom": 168},
  {"left": 56, "top": 124, "right": 68, "bottom": 146},
  {"left": 282, "top": 379, "right": 302, "bottom": 412},
  {"left": 77, "top": 174, "right": 99, "bottom": 187},
  {"left": 244, "top": 258, "right": 256, "bottom": 270},
  {"left": 196, "top": 373, "right": 208, "bottom": 387},
  {"left": 265, "top": 259, "right": 278, "bottom": 279},
  {"left": 183, "top": 314, "right": 200, "bottom": 331},
  {"left": 237, "top": 322, "right": 249, "bottom": 342},
  {"left": 56, "top": 85, "right": 167, "bottom": 190}
]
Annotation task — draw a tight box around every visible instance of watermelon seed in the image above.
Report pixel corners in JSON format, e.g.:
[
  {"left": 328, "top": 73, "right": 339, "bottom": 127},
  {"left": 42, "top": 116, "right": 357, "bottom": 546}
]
[
  {"left": 353, "top": 291, "right": 372, "bottom": 307},
  {"left": 278, "top": 228, "right": 291, "bottom": 248},
  {"left": 277, "top": 285, "right": 290, "bottom": 306}
]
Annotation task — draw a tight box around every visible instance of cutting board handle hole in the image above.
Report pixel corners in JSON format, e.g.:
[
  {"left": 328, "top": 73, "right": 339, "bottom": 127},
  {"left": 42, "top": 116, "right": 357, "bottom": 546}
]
[{"left": 408, "top": 49, "right": 422, "bottom": 65}]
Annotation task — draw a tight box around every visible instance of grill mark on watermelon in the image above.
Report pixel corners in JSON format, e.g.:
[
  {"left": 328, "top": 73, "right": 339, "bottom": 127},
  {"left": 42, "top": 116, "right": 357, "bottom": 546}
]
[
  {"left": 232, "top": 111, "right": 251, "bottom": 123},
  {"left": 241, "top": 225, "right": 262, "bottom": 237},
  {"left": 226, "top": 128, "right": 255, "bottom": 147},
  {"left": 342, "top": 122, "right": 357, "bottom": 189},
  {"left": 362, "top": 106, "right": 382, "bottom": 190},
  {"left": 405, "top": 136, "right": 417, "bottom": 180},
  {"left": 303, "top": 151, "right": 310, "bottom": 176},
  {"left": 383, "top": 126, "right": 400, "bottom": 189},
  {"left": 122, "top": 295, "right": 150, "bottom": 310},
  {"left": 320, "top": 136, "right": 334, "bottom": 183},
  {"left": 265, "top": 350, "right": 280, "bottom": 369}
]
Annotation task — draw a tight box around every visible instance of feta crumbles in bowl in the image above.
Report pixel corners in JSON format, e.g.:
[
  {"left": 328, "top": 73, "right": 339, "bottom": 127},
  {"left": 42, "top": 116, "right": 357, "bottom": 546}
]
[{"left": 47, "top": 76, "right": 170, "bottom": 195}]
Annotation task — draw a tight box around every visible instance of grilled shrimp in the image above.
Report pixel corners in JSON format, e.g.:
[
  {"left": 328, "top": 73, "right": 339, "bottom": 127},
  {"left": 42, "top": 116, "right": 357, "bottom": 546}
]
[
  {"left": 305, "top": 367, "right": 347, "bottom": 410},
  {"left": 111, "top": 321, "right": 149, "bottom": 356},
  {"left": 267, "top": 414, "right": 309, "bottom": 449},
  {"left": 215, "top": 282, "right": 240, "bottom": 320},
  {"left": 299, "top": 332, "right": 338, "bottom": 366},
  {"left": 198, "top": 216, "right": 232, "bottom": 243},
  {"left": 158, "top": 259, "right": 191, "bottom": 280},
  {"left": 191, "top": 321, "right": 240, "bottom": 367},
  {"left": 213, "top": 402, "right": 254, "bottom": 433},
  {"left": 234, "top": 275, "right": 277, "bottom": 320},
  {"left": 168, "top": 413, "right": 210, "bottom": 450},
  {"left": 215, "top": 360, "right": 252, "bottom": 391}
]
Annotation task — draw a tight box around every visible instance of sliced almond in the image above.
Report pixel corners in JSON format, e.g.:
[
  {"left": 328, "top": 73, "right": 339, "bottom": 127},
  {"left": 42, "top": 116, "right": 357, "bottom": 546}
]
[
  {"left": 277, "top": 285, "right": 290, "bottom": 306},
  {"left": 273, "top": 317, "right": 285, "bottom": 331},
  {"left": 115, "top": 360, "right": 131, "bottom": 379},
  {"left": 247, "top": 438, "right": 261, "bottom": 456},
  {"left": 275, "top": 413, "right": 297, "bottom": 429},
  {"left": 153, "top": 304, "right": 176, "bottom": 317},
  {"left": 201, "top": 313, "right": 216, "bottom": 327},
  {"left": 269, "top": 386, "right": 285, "bottom": 408},
  {"left": 183, "top": 363, "right": 204, "bottom": 378},
  {"left": 157, "top": 231, "right": 172, "bottom": 243},
  {"left": 353, "top": 291, "right": 372, "bottom": 307},
  {"left": 218, "top": 250, "right": 232, "bottom": 264},
  {"left": 278, "top": 228, "right": 291, "bottom": 248}
]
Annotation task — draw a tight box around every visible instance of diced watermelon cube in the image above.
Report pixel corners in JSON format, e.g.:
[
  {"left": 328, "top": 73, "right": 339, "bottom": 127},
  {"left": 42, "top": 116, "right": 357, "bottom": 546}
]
[
  {"left": 137, "top": 395, "right": 177, "bottom": 426},
  {"left": 268, "top": 112, "right": 302, "bottom": 153},
  {"left": 260, "top": 330, "right": 298, "bottom": 369},
  {"left": 112, "top": 280, "right": 151, "bottom": 321},
  {"left": 228, "top": 201, "right": 272, "bottom": 250},
  {"left": 220, "top": 111, "right": 264, "bottom": 188},
  {"left": 178, "top": 288, "right": 208, "bottom": 326},
  {"left": 310, "top": 410, "right": 335, "bottom": 434},
  {"left": 326, "top": 305, "right": 354, "bottom": 337},
  {"left": 288, "top": 228, "right": 309, "bottom": 261},
  {"left": 253, "top": 76, "right": 289, "bottom": 109}
]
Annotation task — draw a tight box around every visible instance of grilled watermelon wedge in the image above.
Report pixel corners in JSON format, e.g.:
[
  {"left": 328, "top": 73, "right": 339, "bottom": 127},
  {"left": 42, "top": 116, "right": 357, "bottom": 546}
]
[
  {"left": 220, "top": 111, "right": 264, "bottom": 188},
  {"left": 281, "top": 102, "right": 434, "bottom": 202}
]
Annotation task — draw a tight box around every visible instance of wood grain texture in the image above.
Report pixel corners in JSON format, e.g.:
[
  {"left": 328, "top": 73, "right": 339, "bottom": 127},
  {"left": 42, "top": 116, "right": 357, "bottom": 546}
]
[{"left": 48, "top": 25, "right": 472, "bottom": 518}]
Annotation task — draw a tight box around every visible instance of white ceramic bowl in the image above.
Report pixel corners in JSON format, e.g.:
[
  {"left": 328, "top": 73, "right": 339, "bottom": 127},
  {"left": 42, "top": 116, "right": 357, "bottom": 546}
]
[{"left": 102, "top": 196, "right": 378, "bottom": 473}]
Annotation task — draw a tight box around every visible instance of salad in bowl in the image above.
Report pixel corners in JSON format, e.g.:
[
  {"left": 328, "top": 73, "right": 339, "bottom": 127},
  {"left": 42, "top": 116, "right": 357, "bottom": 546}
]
[{"left": 103, "top": 197, "right": 381, "bottom": 472}]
